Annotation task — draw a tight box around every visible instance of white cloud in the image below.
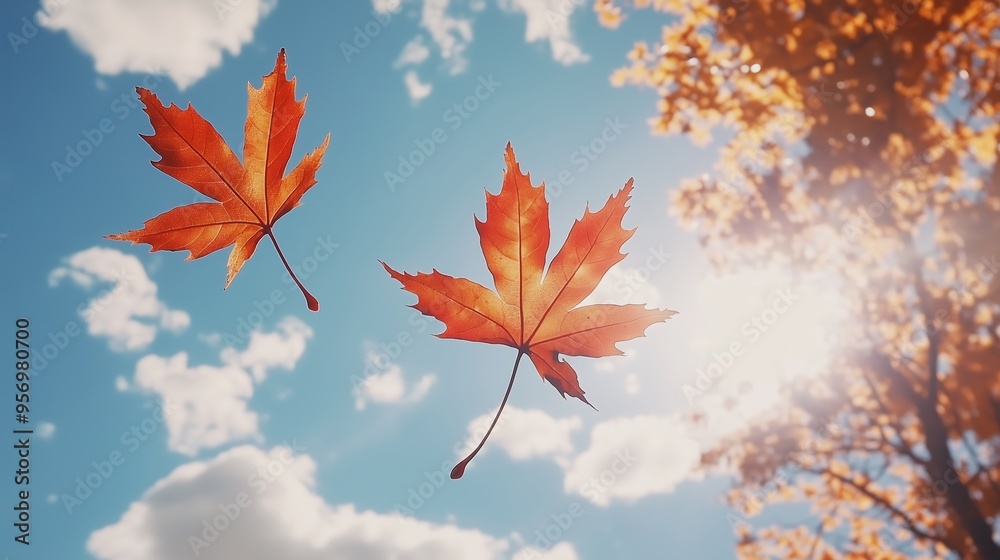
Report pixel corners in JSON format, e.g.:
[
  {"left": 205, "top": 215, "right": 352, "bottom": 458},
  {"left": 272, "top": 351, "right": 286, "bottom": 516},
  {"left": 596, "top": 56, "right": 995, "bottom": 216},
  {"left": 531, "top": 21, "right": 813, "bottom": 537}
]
[
  {"left": 49, "top": 247, "right": 189, "bottom": 352},
  {"left": 133, "top": 353, "right": 257, "bottom": 456},
  {"left": 395, "top": 37, "right": 431, "bottom": 67},
  {"left": 354, "top": 352, "right": 436, "bottom": 410},
  {"left": 39, "top": 0, "right": 276, "bottom": 89},
  {"left": 220, "top": 317, "right": 313, "bottom": 383},
  {"left": 458, "top": 407, "right": 581, "bottom": 465},
  {"left": 409, "top": 374, "right": 437, "bottom": 399},
  {"left": 373, "top": 0, "right": 405, "bottom": 13},
  {"left": 497, "top": 0, "right": 589, "bottom": 65},
  {"left": 375, "top": 0, "right": 589, "bottom": 101},
  {"left": 394, "top": 35, "right": 432, "bottom": 101},
  {"left": 131, "top": 318, "right": 312, "bottom": 455},
  {"left": 37, "top": 422, "right": 56, "bottom": 439},
  {"left": 513, "top": 542, "right": 580, "bottom": 560},
  {"left": 421, "top": 0, "right": 474, "bottom": 75},
  {"left": 403, "top": 70, "right": 434, "bottom": 102},
  {"left": 563, "top": 415, "right": 701, "bottom": 507},
  {"left": 88, "top": 445, "right": 511, "bottom": 560}
]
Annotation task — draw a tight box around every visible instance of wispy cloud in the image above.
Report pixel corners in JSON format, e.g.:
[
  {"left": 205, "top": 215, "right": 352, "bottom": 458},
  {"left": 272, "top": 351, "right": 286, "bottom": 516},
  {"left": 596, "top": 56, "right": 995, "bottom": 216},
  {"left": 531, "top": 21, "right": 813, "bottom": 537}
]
[
  {"left": 380, "top": 0, "right": 589, "bottom": 100},
  {"left": 354, "top": 345, "right": 436, "bottom": 410},
  {"left": 395, "top": 37, "right": 432, "bottom": 67},
  {"left": 403, "top": 70, "right": 434, "bottom": 102}
]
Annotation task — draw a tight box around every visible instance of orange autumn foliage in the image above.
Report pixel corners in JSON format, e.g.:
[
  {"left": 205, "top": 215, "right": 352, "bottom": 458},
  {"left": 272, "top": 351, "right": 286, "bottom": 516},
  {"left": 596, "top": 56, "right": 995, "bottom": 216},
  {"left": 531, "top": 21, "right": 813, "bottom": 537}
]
[
  {"left": 384, "top": 143, "right": 675, "bottom": 477},
  {"left": 600, "top": 0, "right": 1000, "bottom": 558},
  {"left": 109, "top": 49, "right": 329, "bottom": 311}
]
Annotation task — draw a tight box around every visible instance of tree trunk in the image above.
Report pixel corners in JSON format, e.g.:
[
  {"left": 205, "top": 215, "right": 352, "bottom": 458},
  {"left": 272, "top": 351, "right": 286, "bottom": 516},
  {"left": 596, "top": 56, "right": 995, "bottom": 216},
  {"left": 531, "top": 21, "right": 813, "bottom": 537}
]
[{"left": 917, "top": 401, "right": 1000, "bottom": 558}]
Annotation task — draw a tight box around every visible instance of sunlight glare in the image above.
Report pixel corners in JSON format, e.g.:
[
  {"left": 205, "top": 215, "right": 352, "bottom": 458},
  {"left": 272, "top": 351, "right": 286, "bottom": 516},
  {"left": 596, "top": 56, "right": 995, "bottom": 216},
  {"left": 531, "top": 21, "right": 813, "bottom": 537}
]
[{"left": 685, "top": 267, "right": 848, "bottom": 419}]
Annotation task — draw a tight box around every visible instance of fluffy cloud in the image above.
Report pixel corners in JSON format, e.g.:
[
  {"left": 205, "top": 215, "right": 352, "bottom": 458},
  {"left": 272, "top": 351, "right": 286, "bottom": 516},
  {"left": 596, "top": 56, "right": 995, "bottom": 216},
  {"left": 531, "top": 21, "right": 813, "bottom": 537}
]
[
  {"left": 131, "top": 318, "right": 312, "bottom": 455},
  {"left": 512, "top": 542, "right": 580, "bottom": 560},
  {"left": 403, "top": 70, "right": 434, "bottom": 102},
  {"left": 220, "top": 318, "right": 314, "bottom": 383},
  {"left": 133, "top": 353, "right": 257, "bottom": 456},
  {"left": 563, "top": 415, "right": 701, "bottom": 507},
  {"left": 49, "top": 247, "right": 189, "bottom": 351},
  {"left": 458, "top": 407, "right": 581, "bottom": 465},
  {"left": 354, "top": 348, "right": 436, "bottom": 410},
  {"left": 39, "top": 0, "right": 276, "bottom": 89},
  {"left": 88, "top": 444, "right": 511, "bottom": 560}
]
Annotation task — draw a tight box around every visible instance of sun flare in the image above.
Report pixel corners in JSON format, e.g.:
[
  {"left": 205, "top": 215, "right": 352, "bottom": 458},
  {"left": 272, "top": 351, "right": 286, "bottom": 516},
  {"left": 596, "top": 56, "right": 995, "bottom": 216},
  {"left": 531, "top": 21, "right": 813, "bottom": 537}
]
[{"left": 686, "top": 267, "right": 849, "bottom": 418}]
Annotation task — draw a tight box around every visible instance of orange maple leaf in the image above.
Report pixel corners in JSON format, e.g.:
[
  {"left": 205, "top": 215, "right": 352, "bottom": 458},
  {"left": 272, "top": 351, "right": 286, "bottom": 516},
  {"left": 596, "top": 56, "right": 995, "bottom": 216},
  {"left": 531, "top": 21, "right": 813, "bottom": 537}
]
[
  {"left": 383, "top": 143, "right": 676, "bottom": 478},
  {"left": 107, "top": 49, "right": 330, "bottom": 311}
]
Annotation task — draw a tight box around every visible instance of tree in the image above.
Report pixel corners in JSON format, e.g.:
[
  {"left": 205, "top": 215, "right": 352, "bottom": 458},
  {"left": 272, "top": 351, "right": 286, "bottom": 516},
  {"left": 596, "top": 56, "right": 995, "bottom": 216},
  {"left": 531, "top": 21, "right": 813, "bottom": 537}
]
[{"left": 597, "top": 0, "right": 1000, "bottom": 557}]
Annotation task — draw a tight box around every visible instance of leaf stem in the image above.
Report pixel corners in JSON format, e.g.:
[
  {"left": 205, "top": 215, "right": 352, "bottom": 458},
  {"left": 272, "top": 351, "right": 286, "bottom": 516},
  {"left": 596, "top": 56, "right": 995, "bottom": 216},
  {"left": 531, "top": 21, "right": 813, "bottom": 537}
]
[
  {"left": 266, "top": 230, "right": 319, "bottom": 311},
  {"left": 451, "top": 350, "right": 524, "bottom": 479}
]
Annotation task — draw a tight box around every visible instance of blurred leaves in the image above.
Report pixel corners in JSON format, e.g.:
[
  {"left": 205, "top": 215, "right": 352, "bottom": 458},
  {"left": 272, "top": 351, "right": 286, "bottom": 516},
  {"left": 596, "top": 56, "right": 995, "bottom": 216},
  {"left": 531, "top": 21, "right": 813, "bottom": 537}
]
[{"left": 600, "top": 0, "right": 1000, "bottom": 557}]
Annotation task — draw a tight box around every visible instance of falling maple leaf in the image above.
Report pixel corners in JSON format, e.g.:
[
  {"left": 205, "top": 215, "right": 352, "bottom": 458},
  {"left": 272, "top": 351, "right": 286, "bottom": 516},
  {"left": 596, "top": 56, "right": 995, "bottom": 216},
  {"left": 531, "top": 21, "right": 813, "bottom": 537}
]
[
  {"left": 383, "top": 143, "right": 676, "bottom": 478},
  {"left": 107, "top": 49, "right": 330, "bottom": 311}
]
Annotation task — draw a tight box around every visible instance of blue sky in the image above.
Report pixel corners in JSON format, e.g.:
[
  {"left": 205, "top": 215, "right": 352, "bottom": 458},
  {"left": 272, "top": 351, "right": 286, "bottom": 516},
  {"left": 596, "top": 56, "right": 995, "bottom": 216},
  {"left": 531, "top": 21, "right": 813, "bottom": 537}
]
[{"left": 0, "top": 1, "right": 846, "bottom": 558}]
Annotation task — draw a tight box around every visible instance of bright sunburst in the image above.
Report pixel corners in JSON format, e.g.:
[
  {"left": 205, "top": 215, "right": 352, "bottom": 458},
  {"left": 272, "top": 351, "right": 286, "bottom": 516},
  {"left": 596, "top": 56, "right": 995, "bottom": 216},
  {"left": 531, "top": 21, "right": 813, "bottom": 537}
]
[{"left": 684, "top": 267, "right": 848, "bottom": 420}]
